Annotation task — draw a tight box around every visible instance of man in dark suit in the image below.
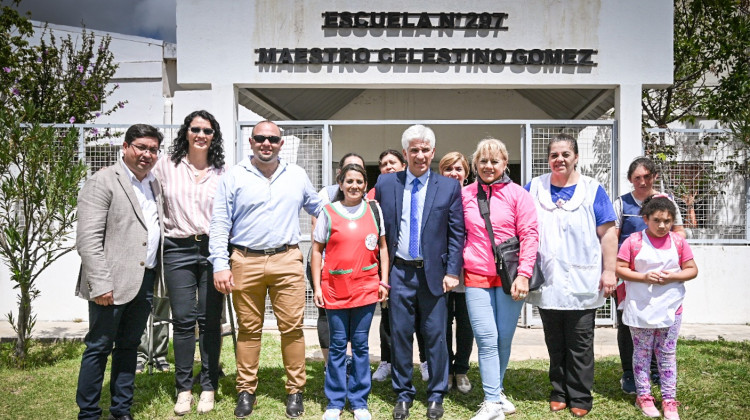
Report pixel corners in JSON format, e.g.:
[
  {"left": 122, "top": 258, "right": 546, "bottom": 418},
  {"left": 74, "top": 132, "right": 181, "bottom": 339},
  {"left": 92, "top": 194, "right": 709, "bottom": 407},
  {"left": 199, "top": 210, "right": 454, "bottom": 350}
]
[
  {"left": 75, "top": 124, "right": 164, "bottom": 420},
  {"left": 374, "top": 125, "right": 464, "bottom": 420}
]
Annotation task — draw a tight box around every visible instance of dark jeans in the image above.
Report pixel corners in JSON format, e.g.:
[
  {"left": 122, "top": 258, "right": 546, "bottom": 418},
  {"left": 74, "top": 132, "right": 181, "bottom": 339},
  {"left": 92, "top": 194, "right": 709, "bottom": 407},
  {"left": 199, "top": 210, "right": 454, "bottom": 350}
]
[
  {"left": 446, "top": 291, "right": 473, "bottom": 375},
  {"left": 76, "top": 269, "right": 154, "bottom": 420},
  {"left": 539, "top": 308, "right": 596, "bottom": 411},
  {"left": 163, "top": 236, "right": 223, "bottom": 392},
  {"left": 617, "top": 309, "right": 659, "bottom": 375},
  {"left": 325, "top": 304, "right": 376, "bottom": 410}
]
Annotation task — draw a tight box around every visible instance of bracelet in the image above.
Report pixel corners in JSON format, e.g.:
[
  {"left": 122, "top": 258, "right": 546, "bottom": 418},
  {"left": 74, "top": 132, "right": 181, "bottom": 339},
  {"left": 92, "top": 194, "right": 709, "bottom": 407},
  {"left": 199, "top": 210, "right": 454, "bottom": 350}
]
[{"left": 379, "top": 281, "right": 391, "bottom": 290}]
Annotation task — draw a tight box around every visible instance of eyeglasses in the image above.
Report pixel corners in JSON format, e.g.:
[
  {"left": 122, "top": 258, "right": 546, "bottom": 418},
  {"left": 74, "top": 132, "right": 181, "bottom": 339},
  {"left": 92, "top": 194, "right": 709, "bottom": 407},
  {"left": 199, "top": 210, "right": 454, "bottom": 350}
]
[
  {"left": 130, "top": 143, "right": 161, "bottom": 156},
  {"left": 190, "top": 127, "right": 215, "bottom": 135},
  {"left": 252, "top": 135, "right": 282, "bottom": 144}
]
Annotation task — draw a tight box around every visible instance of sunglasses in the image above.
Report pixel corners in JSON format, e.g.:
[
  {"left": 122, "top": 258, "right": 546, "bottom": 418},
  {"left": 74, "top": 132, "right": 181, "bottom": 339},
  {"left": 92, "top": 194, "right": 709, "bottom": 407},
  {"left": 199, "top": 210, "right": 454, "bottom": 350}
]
[
  {"left": 252, "top": 135, "right": 282, "bottom": 144},
  {"left": 189, "top": 127, "right": 215, "bottom": 135}
]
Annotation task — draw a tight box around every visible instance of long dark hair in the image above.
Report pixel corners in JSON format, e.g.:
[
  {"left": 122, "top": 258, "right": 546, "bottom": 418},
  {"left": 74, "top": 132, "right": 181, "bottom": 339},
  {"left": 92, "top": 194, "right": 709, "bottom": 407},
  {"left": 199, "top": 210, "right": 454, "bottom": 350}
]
[
  {"left": 169, "top": 110, "right": 225, "bottom": 168},
  {"left": 333, "top": 163, "right": 368, "bottom": 202}
]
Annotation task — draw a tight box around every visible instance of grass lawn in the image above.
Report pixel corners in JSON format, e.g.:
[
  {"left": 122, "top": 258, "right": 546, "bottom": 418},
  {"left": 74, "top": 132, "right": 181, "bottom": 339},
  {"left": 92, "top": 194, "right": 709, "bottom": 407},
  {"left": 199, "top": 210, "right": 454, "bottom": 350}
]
[{"left": 1, "top": 334, "right": 748, "bottom": 419}]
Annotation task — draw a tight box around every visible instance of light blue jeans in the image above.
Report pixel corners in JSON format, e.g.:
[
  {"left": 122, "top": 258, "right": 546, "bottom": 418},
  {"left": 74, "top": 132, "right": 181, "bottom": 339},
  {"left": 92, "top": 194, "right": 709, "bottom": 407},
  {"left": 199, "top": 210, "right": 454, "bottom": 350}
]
[{"left": 465, "top": 286, "right": 524, "bottom": 401}]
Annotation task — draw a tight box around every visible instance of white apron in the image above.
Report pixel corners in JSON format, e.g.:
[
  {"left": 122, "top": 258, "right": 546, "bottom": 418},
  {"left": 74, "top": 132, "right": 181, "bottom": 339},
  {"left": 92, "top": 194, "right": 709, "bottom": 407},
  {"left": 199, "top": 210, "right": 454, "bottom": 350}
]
[
  {"left": 622, "top": 230, "right": 685, "bottom": 328},
  {"left": 527, "top": 173, "right": 605, "bottom": 310}
]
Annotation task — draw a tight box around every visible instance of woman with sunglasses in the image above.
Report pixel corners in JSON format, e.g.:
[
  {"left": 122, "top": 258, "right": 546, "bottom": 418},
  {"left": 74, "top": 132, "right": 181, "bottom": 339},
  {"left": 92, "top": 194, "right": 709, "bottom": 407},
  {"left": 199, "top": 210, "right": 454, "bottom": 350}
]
[{"left": 152, "top": 110, "right": 226, "bottom": 415}]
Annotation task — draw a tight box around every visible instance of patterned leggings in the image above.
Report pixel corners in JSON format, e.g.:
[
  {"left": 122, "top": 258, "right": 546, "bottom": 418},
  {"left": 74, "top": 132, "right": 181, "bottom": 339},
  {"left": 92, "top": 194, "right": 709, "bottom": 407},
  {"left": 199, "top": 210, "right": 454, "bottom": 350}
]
[{"left": 629, "top": 312, "right": 682, "bottom": 399}]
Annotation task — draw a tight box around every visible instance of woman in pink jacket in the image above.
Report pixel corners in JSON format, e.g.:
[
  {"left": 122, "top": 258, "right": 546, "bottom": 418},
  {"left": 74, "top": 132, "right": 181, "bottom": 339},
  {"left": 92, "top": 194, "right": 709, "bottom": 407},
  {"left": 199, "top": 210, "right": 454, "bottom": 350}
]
[{"left": 463, "top": 138, "right": 539, "bottom": 420}]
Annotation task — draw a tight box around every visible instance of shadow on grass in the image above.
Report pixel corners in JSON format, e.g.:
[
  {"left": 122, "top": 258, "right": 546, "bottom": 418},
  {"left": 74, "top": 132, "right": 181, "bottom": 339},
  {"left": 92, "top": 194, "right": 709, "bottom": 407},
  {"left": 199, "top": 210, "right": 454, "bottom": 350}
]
[{"left": 0, "top": 339, "right": 84, "bottom": 369}]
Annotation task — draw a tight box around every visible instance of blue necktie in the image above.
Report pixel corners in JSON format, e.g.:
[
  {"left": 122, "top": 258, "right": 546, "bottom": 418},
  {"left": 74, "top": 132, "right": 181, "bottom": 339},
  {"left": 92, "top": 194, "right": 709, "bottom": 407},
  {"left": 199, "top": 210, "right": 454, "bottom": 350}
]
[{"left": 409, "top": 178, "right": 421, "bottom": 259}]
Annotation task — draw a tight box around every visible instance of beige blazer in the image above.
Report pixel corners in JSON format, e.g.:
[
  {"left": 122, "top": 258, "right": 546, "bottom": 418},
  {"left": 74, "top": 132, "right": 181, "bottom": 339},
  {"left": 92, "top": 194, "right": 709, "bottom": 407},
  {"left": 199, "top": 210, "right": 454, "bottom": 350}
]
[{"left": 75, "top": 163, "right": 164, "bottom": 305}]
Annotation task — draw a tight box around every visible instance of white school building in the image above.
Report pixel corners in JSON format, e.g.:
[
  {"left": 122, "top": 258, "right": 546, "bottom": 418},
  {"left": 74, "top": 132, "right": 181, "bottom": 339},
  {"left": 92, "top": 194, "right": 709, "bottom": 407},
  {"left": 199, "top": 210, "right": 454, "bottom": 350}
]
[{"left": 1, "top": 0, "right": 748, "bottom": 325}]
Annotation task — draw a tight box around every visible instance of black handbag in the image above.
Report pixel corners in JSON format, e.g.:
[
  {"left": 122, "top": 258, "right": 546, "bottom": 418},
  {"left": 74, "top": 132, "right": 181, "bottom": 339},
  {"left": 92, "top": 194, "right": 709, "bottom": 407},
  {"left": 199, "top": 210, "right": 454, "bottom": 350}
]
[{"left": 476, "top": 180, "right": 545, "bottom": 295}]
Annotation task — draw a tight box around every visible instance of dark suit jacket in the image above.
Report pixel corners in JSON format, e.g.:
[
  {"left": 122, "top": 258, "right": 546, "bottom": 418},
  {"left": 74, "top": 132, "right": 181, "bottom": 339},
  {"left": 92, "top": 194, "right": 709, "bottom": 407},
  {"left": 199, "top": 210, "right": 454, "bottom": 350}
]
[
  {"left": 374, "top": 170, "right": 464, "bottom": 296},
  {"left": 75, "top": 163, "right": 164, "bottom": 305}
]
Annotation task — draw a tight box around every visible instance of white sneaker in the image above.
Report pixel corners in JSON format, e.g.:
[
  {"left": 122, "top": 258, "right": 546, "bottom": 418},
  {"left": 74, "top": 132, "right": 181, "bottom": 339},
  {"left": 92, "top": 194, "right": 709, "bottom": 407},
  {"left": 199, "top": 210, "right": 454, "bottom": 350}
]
[
  {"left": 353, "top": 408, "right": 372, "bottom": 420},
  {"left": 372, "top": 361, "right": 391, "bottom": 382},
  {"left": 456, "top": 374, "right": 472, "bottom": 394},
  {"left": 470, "top": 401, "right": 505, "bottom": 420},
  {"left": 497, "top": 391, "right": 516, "bottom": 414},
  {"left": 174, "top": 390, "right": 193, "bottom": 416},
  {"left": 322, "top": 408, "right": 341, "bottom": 420},
  {"left": 420, "top": 361, "right": 430, "bottom": 381},
  {"left": 196, "top": 390, "right": 215, "bottom": 414}
]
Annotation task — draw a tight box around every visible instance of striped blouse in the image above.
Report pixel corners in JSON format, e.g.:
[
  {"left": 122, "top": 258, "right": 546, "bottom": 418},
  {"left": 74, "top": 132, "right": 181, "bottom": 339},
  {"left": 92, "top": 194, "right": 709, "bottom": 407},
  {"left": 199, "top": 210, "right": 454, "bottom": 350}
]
[{"left": 151, "top": 155, "right": 225, "bottom": 238}]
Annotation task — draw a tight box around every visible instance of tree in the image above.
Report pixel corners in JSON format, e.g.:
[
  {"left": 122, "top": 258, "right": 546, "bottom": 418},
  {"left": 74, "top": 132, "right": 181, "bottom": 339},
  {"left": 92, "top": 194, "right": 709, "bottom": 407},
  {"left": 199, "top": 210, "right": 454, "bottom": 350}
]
[
  {"left": 642, "top": 0, "right": 749, "bottom": 232},
  {"left": 642, "top": 0, "right": 750, "bottom": 131},
  {"left": 0, "top": 0, "right": 121, "bottom": 367}
]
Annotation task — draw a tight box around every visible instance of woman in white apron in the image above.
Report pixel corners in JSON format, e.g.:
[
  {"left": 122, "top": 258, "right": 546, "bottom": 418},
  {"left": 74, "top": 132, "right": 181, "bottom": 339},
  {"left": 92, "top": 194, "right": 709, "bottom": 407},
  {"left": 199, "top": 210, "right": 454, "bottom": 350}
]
[{"left": 524, "top": 134, "right": 618, "bottom": 418}]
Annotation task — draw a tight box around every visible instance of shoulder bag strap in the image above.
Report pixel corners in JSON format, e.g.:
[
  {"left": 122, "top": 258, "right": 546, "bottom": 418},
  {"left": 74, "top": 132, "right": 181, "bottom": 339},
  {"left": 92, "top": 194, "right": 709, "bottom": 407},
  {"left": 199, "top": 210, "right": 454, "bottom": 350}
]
[
  {"left": 476, "top": 182, "right": 499, "bottom": 267},
  {"left": 369, "top": 200, "right": 381, "bottom": 233}
]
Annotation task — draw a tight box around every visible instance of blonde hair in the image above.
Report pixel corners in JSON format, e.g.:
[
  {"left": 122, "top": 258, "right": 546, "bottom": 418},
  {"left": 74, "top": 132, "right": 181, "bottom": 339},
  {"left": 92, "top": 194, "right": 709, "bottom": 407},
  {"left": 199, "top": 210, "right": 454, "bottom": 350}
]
[
  {"left": 438, "top": 152, "right": 469, "bottom": 175},
  {"left": 471, "top": 138, "right": 509, "bottom": 173}
]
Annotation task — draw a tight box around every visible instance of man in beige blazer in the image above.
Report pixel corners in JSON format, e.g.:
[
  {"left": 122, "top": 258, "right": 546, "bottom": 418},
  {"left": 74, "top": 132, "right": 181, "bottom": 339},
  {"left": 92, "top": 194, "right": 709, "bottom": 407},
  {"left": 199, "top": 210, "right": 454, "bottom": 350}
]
[{"left": 75, "top": 124, "right": 164, "bottom": 420}]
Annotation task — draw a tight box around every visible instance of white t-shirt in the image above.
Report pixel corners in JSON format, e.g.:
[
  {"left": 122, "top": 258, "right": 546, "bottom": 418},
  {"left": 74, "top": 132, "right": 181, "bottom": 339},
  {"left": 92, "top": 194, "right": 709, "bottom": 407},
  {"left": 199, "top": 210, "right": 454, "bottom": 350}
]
[{"left": 313, "top": 200, "right": 385, "bottom": 244}]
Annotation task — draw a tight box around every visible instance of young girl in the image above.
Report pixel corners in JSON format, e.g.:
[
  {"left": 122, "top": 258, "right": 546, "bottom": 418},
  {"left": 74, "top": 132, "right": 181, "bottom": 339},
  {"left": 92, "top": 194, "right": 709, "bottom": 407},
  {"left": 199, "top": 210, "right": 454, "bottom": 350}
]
[
  {"left": 311, "top": 163, "right": 389, "bottom": 420},
  {"left": 615, "top": 195, "right": 698, "bottom": 420}
]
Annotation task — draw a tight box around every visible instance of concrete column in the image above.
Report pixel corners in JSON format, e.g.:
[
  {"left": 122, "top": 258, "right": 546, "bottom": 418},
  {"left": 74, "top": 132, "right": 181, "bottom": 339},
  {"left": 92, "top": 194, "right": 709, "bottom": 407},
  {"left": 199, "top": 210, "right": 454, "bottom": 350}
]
[
  {"left": 615, "top": 84, "right": 643, "bottom": 196},
  {"left": 210, "top": 83, "right": 240, "bottom": 166}
]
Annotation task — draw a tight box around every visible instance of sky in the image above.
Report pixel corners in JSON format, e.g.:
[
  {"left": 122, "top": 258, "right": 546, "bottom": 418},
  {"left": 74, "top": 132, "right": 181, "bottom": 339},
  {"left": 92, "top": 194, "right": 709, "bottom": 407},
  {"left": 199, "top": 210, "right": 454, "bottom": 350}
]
[{"left": 12, "top": 0, "right": 177, "bottom": 42}]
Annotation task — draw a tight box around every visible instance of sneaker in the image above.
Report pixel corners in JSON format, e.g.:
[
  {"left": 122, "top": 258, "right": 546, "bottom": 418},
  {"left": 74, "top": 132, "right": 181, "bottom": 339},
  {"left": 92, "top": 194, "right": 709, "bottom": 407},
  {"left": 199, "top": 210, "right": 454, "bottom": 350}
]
[
  {"left": 135, "top": 362, "right": 145, "bottom": 374},
  {"left": 635, "top": 395, "right": 661, "bottom": 418},
  {"left": 322, "top": 408, "right": 341, "bottom": 420},
  {"left": 197, "top": 390, "right": 215, "bottom": 414},
  {"left": 662, "top": 399, "right": 680, "bottom": 420},
  {"left": 621, "top": 371, "right": 637, "bottom": 395},
  {"left": 420, "top": 361, "right": 430, "bottom": 381},
  {"left": 372, "top": 361, "right": 391, "bottom": 382},
  {"left": 353, "top": 408, "right": 372, "bottom": 420},
  {"left": 456, "top": 374, "right": 472, "bottom": 394},
  {"left": 447, "top": 374, "right": 454, "bottom": 392},
  {"left": 174, "top": 390, "right": 194, "bottom": 416},
  {"left": 470, "top": 401, "right": 505, "bottom": 420},
  {"left": 155, "top": 358, "right": 171, "bottom": 372},
  {"left": 497, "top": 391, "right": 516, "bottom": 414}
]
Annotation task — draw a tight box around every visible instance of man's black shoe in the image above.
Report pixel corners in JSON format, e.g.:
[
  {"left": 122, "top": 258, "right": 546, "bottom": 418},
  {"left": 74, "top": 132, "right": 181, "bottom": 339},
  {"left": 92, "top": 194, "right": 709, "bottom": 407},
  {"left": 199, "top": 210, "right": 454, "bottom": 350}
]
[
  {"left": 108, "top": 415, "right": 134, "bottom": 420},
  {"left": 392, "top": 401, "right": 412, "bottom": 420},
  {"left": 234, "top": 391, "right": 256, "bottom": 418},
  {"left": 426, "top": 401, "right": 444, "bottom": 420},
  {"left": 285, "top": 392, "right": 304, "bottom": 418}
]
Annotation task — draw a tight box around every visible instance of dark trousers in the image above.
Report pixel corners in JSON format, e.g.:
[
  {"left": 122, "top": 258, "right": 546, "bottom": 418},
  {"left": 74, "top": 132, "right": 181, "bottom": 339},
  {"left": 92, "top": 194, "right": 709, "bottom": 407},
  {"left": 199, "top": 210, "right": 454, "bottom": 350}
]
[
  {"left": 306, "top": 253, "right": 330, "bottom": 351},
  {"left": 163, "top": 236, "right": 223, "bottom": 392},
  {"left": 538, "top": 308, "right": 596, "bottom": 411},
  {"left": 76, "top": 270, "right": 155, "bottom": 420},
  {"left": 380, "top": 303, "right": 428, "bottom": 364},
  {"left": 389, "top": 264, "right": 448, "bottom": 403},
  {"left": 617, "top": 309, "right": 659, "bottom": 375},
  {"left": 446, "top": 291, "right": 473, "bottom": 375}
]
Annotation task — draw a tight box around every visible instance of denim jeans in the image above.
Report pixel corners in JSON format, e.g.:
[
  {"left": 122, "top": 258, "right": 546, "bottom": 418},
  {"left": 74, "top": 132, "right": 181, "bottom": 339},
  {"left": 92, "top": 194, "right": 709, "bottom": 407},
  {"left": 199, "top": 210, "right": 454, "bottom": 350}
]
[
  {"left": 163, "top": 236, "right": 223, "bottom": 392},
  {"left": 325, "top": 303, "right": 376, "bottom": 410},
  {"left": 465, "top": 286, "right": 524, "bottom": 401}
]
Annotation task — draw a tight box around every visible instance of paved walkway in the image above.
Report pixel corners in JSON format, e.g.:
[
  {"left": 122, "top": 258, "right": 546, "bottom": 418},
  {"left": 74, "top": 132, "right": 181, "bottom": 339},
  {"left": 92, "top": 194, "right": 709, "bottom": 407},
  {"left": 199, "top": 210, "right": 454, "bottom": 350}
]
[{"left": 2, "top": 316, "right": 749, "bottom": 363}]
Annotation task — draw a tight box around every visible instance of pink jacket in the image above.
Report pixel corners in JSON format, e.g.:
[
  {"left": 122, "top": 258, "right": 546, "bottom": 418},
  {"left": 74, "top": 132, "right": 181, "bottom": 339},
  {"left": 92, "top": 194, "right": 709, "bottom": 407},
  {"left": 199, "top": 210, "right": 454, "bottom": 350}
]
[{"left": 462, "top": 181, "right": 539, "bottom": 278}]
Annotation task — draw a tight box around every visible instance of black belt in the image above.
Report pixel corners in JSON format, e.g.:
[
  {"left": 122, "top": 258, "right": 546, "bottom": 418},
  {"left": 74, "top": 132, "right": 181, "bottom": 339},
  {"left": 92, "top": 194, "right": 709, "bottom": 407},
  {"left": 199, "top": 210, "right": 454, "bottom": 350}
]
[
  {"left": 393, "top": 257, "right": 425, "bottom": 269},
  {"left": 233, "top": 244, "right": 298, "bottom": 256},
  {"left": 168, "top": 234, "right": 208, "bottom": 244}
]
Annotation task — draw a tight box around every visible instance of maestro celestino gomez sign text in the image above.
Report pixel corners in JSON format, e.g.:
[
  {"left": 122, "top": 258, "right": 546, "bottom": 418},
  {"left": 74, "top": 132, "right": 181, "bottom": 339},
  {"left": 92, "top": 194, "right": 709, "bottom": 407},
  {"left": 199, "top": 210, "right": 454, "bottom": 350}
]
[{"left": 255, "top": 11, "right": 598, "bottom": 67}]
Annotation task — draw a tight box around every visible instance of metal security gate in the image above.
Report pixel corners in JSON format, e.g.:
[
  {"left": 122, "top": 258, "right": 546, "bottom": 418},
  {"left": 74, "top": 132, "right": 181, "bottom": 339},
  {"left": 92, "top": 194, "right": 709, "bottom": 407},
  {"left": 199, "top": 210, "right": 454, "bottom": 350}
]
[{"left": 238, "top": 120, "right": 616, "bottom": 327}]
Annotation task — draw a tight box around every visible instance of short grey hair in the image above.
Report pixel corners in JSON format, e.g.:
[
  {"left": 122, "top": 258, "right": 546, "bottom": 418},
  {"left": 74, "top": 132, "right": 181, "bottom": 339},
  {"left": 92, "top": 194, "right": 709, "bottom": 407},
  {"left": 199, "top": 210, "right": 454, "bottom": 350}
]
[{"left": 401, "top": 124, "right": 436, "bottom": 150}]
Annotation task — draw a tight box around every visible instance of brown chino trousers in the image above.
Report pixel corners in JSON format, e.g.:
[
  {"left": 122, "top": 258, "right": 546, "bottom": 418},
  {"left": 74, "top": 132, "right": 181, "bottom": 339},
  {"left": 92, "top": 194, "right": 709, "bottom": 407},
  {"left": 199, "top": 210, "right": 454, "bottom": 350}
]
[{"left": 230, "top": 246, "right": 306, "bottom": 394}]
